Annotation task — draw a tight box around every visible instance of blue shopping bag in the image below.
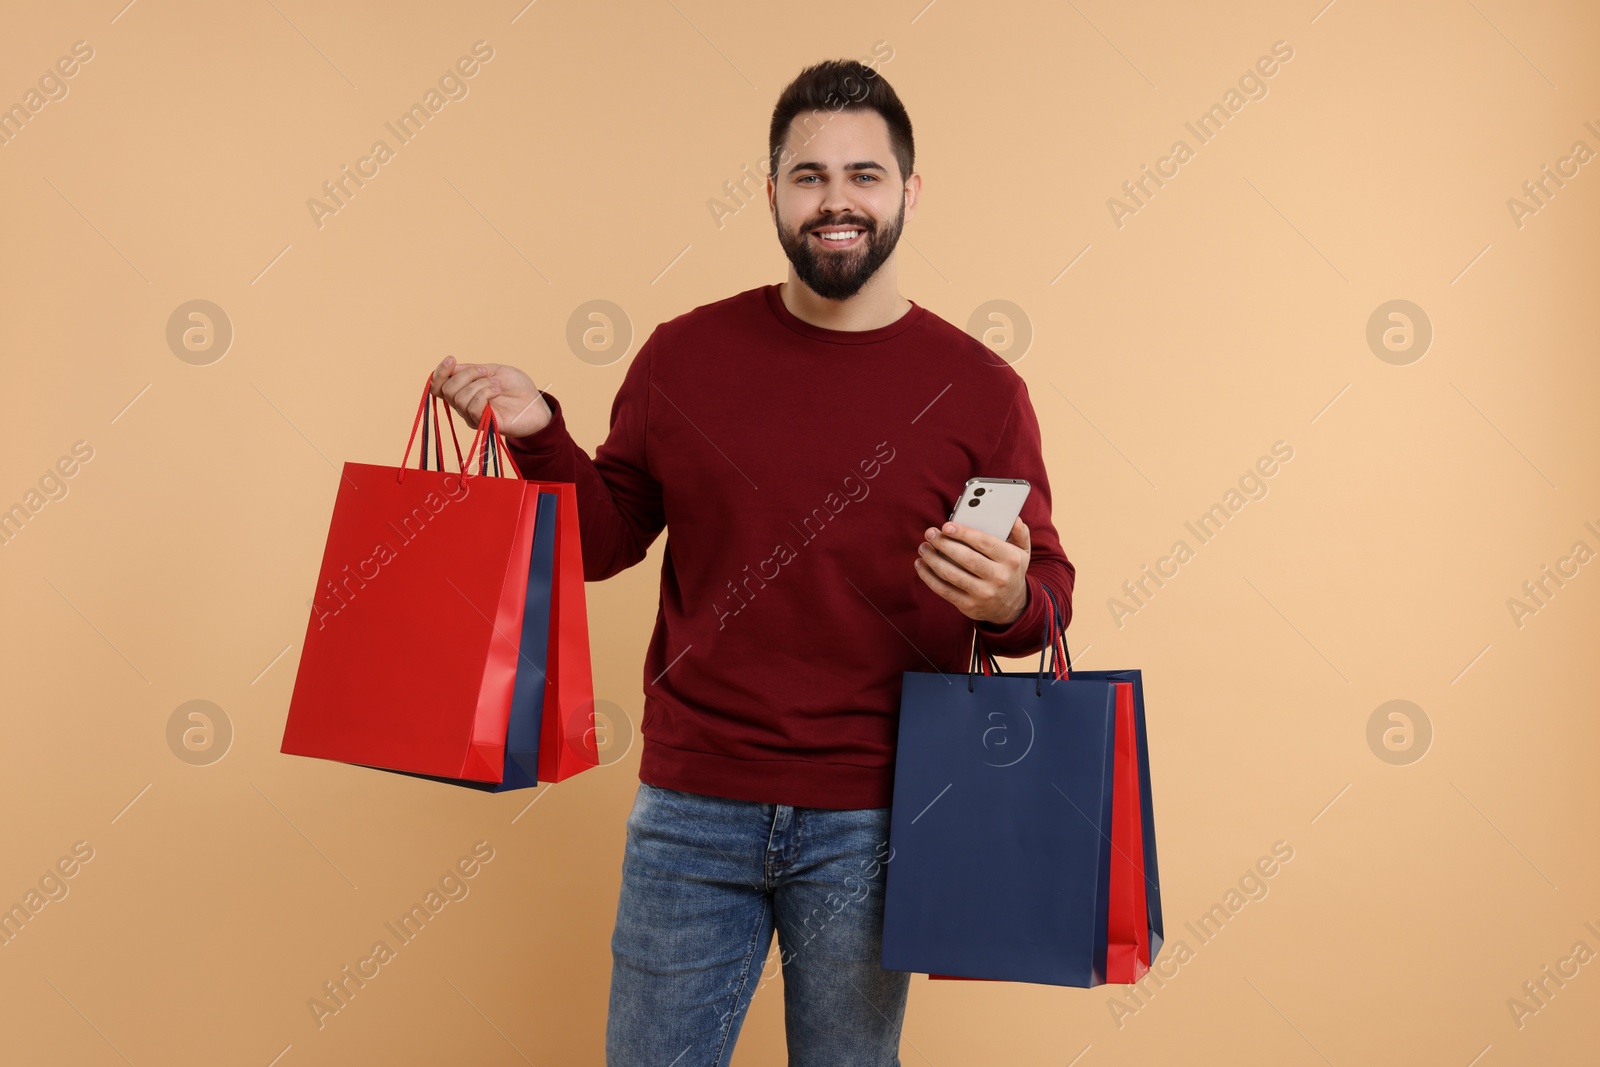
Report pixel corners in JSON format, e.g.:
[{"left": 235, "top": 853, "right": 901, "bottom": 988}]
[{"left": 881, "top": 603, "right": 1122, "bottom": 986}]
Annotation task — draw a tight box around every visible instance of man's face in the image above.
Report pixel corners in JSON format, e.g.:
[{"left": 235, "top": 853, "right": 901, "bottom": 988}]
[{"left": 770, "top": 109, "right": 911, "bottom": 301}]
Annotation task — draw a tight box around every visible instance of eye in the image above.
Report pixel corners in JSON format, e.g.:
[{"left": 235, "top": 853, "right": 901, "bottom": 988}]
[{"left": 796, "top": 173, "right": 881, "bottom": 184}]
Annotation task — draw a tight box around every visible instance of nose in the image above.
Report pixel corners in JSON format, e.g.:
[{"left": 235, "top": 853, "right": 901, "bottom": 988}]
[{"left": 819, "top": 182, "right": 862, "bottom": 221}]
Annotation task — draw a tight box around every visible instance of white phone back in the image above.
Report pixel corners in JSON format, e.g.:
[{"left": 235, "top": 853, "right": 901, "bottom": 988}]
[{"left": 950, "top": 478, "right": 1031, "bottom": 540}]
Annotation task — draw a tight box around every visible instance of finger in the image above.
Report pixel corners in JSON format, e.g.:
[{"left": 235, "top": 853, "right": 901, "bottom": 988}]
[
  {"left": 916, "top": 539, "right": 980, "bottom": 594},
  {"left": 429, "top": 356, "right": 456, "bottom": 397},
  {"left": 429, "top": 355, "right": 476, "bottom": 396},
  {"left": 1008, "top": 517, "right": 1031, "bottom": 551},
  {"left": 440, "top": 362, "right": 492, "bottom": 405},
  {"left": 453, "top": 379, "right": 496, "bottom": 424},
  {"left": 913, "top": 555, "right": 967, "bottom": 607},
  {"left": 456, "top": 361, "right": 506, "bottom": 383},
  {"left": 920, "top": 535, "right": 996, "bottom": 584},
  {"left": 935, "top": 520, "right": 1010, "bottom": 561},
  {"left": 925, "top": 523, "right": 1007, "bottom": 576}
]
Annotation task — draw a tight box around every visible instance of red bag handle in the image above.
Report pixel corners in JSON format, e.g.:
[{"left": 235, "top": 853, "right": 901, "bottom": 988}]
[
  {"left": 397, "top": 369, "right": 509, "bottom": 482},
  {"left": 969, "top": 582, "right": 1073, "bottom": 693},
  {"left": 464, "top": 402, "right": 509, "bottom": 477}
]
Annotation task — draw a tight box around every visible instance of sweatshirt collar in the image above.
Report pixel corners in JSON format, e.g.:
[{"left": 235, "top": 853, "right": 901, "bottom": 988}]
[{"left": 762, "top": 283, "right": 925, "bottom": 345}]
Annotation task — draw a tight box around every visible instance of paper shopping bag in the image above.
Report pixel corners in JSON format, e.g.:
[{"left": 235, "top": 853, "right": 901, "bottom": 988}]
[
  {"left": 884, "top": 585, "right": 1162, "bottom": 987},
  {"left": 1027, "top": 584, "right": 1163, "bottom": 982},
  {"left": 397, "top": 476, "right": 599, "bottom": 789},
  {"left": 388, "top": 485, "right": 561, "bottom": 791},
  {"left": 281, "top": 378, "right": 549, "bottom": 783},
  {"left": 528, "top": 479, "right": 597, "bottom": 783}
]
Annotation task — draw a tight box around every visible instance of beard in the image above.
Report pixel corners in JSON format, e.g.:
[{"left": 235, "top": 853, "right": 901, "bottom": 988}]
[{"left": 775, "top": 197, "right": 906, "bottom": 301}]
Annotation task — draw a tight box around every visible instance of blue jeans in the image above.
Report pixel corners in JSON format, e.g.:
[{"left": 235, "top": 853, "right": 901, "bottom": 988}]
[{"left": 607, "top": 780, "right": 912, "bottom": 1066}]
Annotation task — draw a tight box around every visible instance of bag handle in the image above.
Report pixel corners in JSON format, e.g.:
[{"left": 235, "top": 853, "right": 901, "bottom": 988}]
[
  {"left": 1047, "top": 584, "right": 1073, "bottom": 676},
  {"left": 422, "top": 384, "right": 465, "bottom": 473},
  {"left": 465, "top": 403, "right": 508, "bottom": 477},
  {"left": 969, "top": 583, "right": 1074, "bottom": 695},
  {"left": 397, "top": 370, "right": 508, "bottom": 482}
]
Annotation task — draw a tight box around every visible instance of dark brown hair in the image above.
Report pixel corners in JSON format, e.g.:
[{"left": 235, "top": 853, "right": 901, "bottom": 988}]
[{"left": 768, "top": 59, "right": 914, "bottom": 184}]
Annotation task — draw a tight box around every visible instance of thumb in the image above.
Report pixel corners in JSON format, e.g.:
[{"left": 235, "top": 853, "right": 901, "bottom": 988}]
[{"left": 1009, "top": 516, "right": 1031, "bottom": 552}]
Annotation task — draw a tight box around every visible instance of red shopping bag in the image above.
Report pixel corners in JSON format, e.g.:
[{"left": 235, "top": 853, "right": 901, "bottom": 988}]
[
  {"left": 280, "top": 376, "right": 596, "bottom": 782},
  {"left": 529, "top": 478, "right": 597, "bottom": 783},
  {"left": 1103, "top": 679, "right": 1149, "bottom": 982},
  {"left": 1039, "top": 603, "right": 1159, "bottom": 984}
]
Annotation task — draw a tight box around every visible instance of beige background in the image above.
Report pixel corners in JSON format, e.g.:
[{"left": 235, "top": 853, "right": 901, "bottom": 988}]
[{"left": 2, "top": 0, "right": 1596, "bottom": 1063}]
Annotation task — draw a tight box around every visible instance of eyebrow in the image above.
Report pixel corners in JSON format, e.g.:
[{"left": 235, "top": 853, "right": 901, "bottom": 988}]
[{"left": 784, "top": 160, "right": 889, "bottom": 177}]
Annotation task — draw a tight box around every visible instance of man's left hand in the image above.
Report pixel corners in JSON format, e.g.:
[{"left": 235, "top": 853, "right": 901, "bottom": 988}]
[{"left": 914, "top": 516, "right": 1031, "bottom": 626}]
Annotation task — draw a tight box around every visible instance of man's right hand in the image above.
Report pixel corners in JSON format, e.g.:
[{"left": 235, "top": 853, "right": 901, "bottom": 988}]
[{"left": 430, "top": 356, "right": 553, "bottom": 439}]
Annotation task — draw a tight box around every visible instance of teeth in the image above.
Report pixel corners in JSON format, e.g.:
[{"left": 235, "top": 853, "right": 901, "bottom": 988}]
[{"left": 818, "top": 230, "right": 862, "bottom": 241}]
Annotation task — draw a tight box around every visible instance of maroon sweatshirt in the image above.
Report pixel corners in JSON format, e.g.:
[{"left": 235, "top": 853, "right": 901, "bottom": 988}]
[{"left": 504, "top": 283, "right": 1075, "bottom": 809}]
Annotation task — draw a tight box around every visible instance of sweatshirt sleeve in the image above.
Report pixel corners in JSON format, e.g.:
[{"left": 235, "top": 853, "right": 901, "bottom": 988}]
[
  {"left": 501, "top": 337, "right": 664, "bottom": 581},
  {"left": 972, "top": 378, "right": 1076, "bottom": 659}
]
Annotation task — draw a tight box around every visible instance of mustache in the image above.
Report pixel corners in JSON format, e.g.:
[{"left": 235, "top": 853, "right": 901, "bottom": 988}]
[{"left": 806, "top": 219, "right": 874, "bottom": 233}]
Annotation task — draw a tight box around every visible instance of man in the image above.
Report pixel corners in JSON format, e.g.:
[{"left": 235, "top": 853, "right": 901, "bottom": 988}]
[{"left": 432, "top": 58, "right": 1074, "bottom": 1067}]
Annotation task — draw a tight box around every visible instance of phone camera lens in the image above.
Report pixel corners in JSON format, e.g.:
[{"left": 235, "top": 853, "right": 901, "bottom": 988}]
[
  {"left": 972, "top": 487, "right": 986, "bottom": 496},
  {"left": 967, "top": 498, "right": 980, "bottom": 508}
]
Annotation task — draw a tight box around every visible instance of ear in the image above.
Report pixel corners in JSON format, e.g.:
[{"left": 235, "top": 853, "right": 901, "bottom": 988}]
[{"left": 902, "top": 172, "right": 922, "bottom": 223}]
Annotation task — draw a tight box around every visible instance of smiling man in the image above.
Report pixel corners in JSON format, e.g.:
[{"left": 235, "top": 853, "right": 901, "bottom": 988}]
[{"left": 432, "top": 58, "right": 1075, "bottom": 1066}]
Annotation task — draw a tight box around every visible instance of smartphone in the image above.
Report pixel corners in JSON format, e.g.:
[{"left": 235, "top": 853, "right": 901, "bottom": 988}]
[{"left": 948, "top": 477, "right": 1031, "bottom": 540}]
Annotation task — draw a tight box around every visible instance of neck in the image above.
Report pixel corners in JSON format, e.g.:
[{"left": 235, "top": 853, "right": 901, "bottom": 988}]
[{"left": 779, "top": 273, "right": 912, "bottom": 332}]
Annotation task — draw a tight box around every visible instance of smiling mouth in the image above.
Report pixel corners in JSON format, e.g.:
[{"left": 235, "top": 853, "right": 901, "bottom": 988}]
[{"left": 810, "top": 227, "right": 867, "bottom": 248}]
